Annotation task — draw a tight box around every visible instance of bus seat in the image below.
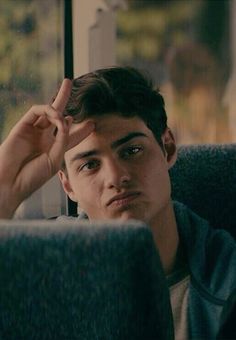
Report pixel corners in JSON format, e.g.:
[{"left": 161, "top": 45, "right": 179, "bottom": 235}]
[
  {"left": 170, "top": 144, "right": 236, "bottom": 239},
  {"left": 0, "top": 220, "right": 174, "bottom": 340}
]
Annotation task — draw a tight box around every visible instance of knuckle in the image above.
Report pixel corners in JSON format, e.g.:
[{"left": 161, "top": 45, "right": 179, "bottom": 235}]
[
  {"left": 30, "top": 104, "right": 38, "bottom": 111},
  {"left": 45, "top": 104, "right": 52, "bottom": 112}
]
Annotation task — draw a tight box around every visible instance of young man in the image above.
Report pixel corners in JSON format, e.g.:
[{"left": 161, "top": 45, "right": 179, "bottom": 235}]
[
  {"left": 0, "top": 67, "right": 235, "bottom": 339},
  {"left": 58, "top": 67, "right": 236, "bottom": 339}
]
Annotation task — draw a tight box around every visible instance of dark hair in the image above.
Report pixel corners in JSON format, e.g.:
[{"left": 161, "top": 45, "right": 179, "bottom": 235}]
[{"left": 64, "top": 66, "right": 167, "bottom": 145}]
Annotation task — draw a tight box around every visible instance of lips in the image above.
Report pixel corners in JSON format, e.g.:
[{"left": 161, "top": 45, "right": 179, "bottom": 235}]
[{"left": 106, "top": 192, "right": 140, "bottom": 207}]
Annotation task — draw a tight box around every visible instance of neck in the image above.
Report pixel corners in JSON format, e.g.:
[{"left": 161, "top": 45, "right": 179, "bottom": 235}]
[{"left": 150, "top": 200, "right": 179, "bottom": 275}]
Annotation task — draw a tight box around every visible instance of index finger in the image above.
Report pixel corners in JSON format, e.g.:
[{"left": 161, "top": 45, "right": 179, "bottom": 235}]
[{"left": 52, "top": 78, "right": 72, "bottom": 113}]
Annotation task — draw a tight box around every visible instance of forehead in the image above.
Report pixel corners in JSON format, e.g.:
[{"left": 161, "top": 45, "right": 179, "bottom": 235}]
[
  {"left": 93, "top": 114, "right": 148, "bottom": 135},
  {"left": 68, "top": 114, "right": 155, "bottom": 154}
]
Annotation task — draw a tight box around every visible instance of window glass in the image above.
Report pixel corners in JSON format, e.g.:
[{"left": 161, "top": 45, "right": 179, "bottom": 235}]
[
  {"left": 0, "top": 0, "right": 65, "bottom": 218},
  {"left": 116, "top": 0, "right": 232, "bottom": 144},
  {"left": 0, "top": 0, "right": 63, "bottom": 141}
]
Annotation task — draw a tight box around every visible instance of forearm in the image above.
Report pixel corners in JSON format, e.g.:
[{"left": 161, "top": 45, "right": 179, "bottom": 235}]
[{"left": 0, "top": 187, "right": 21, "bottom": 219}]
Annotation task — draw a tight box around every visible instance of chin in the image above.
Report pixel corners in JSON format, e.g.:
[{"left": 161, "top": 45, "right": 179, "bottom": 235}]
[
  {"left": 102, "top": 204, "right": 149, "bottom": 222},
  {"left": 117, "top": 209, "right": 147, "bottom": 223}
]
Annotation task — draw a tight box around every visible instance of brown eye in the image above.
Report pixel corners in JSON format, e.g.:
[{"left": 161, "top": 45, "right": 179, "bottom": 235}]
[
  {"left": 80, "top": 160, "right": 100, "bottom": 172},
  {"left": 121, "top": 146, "right": 143, "bottom": 159}
]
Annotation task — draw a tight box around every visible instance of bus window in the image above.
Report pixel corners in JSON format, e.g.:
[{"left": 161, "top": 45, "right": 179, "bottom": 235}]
[
  {"left": 0, "top": 0, "right": 65, "bottom": 218},
  {"left": 116, "top": 0, "right": 233, "bottom": 144}
]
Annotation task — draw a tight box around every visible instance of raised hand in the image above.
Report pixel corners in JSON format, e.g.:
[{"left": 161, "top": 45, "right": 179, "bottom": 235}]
[{"left": 0, "top": 79, "right": 94, "bottom": 218}]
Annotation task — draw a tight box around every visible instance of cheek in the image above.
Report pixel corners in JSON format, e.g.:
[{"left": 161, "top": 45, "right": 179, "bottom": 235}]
[
  {"left": 72, "top": 177, "right": 103, "bottom": 210},
  {"left": 141, "top": 159, "right": 170, "bottom": 191}
]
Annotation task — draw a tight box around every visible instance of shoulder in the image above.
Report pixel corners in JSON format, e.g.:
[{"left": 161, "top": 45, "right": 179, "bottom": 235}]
[
  {"left": 173, "top": 200, "right": 236, "bottom": 301},
  {"left": 173, "top": 200, "right": 235, "bottom": 252}
]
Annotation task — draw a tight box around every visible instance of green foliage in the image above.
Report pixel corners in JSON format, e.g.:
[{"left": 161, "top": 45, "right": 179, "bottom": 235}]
[
  {"left": 117, "top": 0, "right": 231, "bottom": 143},
  {"left": 116, "top": 0, "right": 203, "bottom": 63},
  {"left": 0, "top": 0, "right": 63, "bottom": 140}
]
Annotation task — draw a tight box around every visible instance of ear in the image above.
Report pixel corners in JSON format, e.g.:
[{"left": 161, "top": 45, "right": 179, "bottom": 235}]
[
  {"left": 58, "top": 170, "right": 78, "bottom": 203},
  {"left": 161, "top": 128, "right": 177, "bottom": 169}
]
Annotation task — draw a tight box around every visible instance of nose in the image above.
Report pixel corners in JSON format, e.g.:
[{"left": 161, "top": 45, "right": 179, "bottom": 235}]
[{"left": 104, "top": 158, "right": 131, "bottom": 190}]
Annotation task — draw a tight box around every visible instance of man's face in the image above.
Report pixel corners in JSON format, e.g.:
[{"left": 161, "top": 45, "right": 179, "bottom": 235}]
[{"left": 59, "top": 114, "right": 176, "bottom": 226}]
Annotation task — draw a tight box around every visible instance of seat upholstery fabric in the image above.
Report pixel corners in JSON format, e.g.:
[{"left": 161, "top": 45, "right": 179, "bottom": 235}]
[
  {"left": 170, "top": 144, "right": 236, "bottom": 239},
  {"left": 0, "top": 220, "right": 174, "bottom": 340}
]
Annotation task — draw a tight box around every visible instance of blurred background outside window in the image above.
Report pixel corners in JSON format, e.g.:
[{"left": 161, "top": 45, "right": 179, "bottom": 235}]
[
  {"left": 0, "top": 0, "right": 63, "bottom": 141},
  {"left": 116, "top": 0, "right": 233, "bottom": 144},
  {"left": 0, "top": 0, "right": 64, "bottom": 218}
]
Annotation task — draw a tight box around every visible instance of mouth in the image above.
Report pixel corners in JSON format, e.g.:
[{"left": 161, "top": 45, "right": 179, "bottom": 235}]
[{"left": 107, "top": 192, "right": 141, "bottom": 208}]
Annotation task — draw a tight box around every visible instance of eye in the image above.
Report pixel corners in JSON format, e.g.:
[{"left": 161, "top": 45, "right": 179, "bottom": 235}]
[
  {"left": 120, "top": 145, "right": 143, "bottom": 159},
  {"left": 79, "top": 159, "right": 100, "bottom": 172}
]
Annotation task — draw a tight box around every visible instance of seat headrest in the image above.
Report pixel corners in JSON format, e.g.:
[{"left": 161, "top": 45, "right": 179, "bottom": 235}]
[
  {"left": 170, "top": 144, "right": 236, "bottom": 239},
  {"left": 0, "top": 220, "right": 174, "bottom": 339}
]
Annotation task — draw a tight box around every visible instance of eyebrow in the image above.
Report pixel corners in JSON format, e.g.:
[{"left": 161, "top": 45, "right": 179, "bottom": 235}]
[
  {"left": 69, "top": 150, "right": 99, "bottom": 165},
  {"left": 69, "top": 132, "right": 148, "bottom": 165},
  {"left": 111, "top": 132, "right": 148, "bottom": 149}
]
